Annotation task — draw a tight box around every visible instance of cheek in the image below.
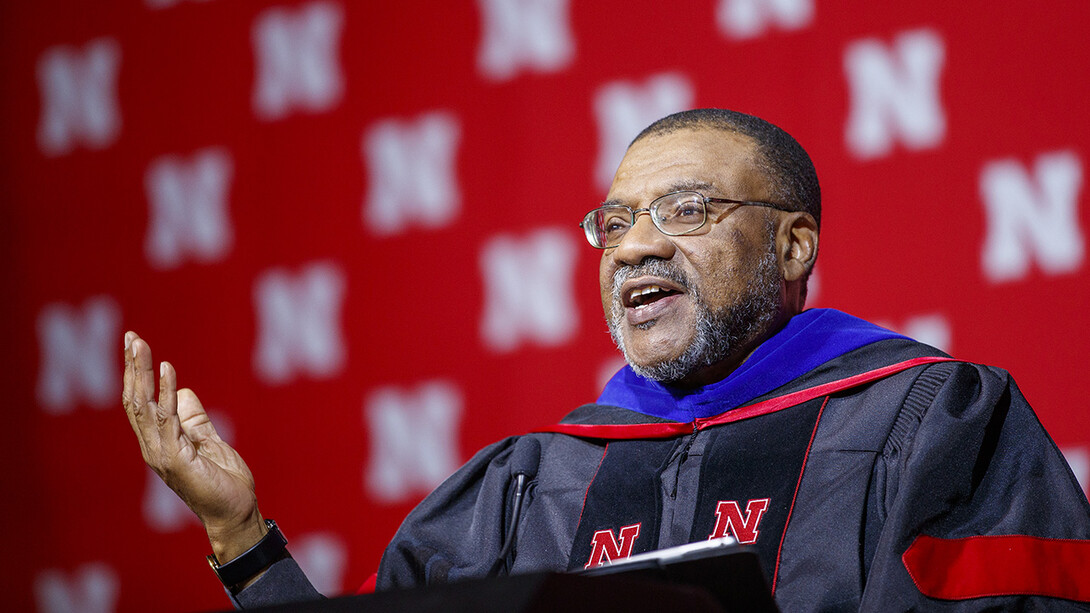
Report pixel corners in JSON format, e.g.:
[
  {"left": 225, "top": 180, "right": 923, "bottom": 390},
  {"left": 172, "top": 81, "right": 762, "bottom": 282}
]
[
  {"left": 686, "top": 251, "right": 744, "bottom": 307},
  {"left": 599, "top": 258, "right": 615, "bottom": 310}
]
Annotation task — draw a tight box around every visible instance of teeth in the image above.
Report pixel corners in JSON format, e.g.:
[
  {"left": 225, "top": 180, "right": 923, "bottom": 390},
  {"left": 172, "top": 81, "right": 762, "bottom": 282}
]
[{"left": 628, "top": 284, "right": 666, "bottom": 305}]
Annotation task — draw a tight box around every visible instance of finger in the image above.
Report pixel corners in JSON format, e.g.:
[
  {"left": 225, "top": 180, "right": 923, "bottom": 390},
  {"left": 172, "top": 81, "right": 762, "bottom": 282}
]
[
  {"left": 177, "top": 388, "right": 222, "bottom": 444},
  {"left": 121, "top": 332, "right": 156, "bottom": 462},
  {"left": 129, "top": 337, "right": 161, "bottom": 449},
  {"left": 122, "top": 332, "right": 139, "bottom": 430},
  {"left": 158, "top": 360, "right": 178, "bottom": 422},
  {"left": 154, "top": 361, "right": 187, "bottom": 458},
  {"left": 131, "top": 338, "right": 157, "bottom": 406}
]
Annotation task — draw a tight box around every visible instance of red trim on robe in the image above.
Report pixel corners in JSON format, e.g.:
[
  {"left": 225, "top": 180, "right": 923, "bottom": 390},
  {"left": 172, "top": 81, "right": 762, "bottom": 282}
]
[
  {"left": 903, "top": 534, "right": 1090, "bottom": 602},
  {"left": 771, "top": 395, "right": 830, "bottom": 595},
  {"left": 536, "top": 357, "right": 955, "bottom": 440}
]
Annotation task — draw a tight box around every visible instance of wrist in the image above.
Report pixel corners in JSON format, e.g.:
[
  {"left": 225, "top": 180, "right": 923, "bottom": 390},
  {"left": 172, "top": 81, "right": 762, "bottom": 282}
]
[
  {"left": 206, "top": 511, "right": 267, "bottom": 564},
  {"left": 207, "top": 518, "right": 288, "bottom": 593}
]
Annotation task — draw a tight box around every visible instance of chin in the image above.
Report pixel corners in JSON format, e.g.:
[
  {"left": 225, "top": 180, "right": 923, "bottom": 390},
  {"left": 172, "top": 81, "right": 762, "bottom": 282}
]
[
  {"left": 623, "top": 344, "right": 696, "bottom": 381},
  {"left": 623, "top": 330, "right": 689, "bottom": 362}
]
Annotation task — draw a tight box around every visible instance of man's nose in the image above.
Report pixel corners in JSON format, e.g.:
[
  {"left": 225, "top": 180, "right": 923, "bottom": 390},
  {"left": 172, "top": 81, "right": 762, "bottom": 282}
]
[{"left": 610, "top": 211, "right": 676, "bottom": 265}]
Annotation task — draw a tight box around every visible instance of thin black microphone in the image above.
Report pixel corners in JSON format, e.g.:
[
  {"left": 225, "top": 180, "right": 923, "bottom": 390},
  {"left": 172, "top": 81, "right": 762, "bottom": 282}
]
[{"left": 489, "top": 438, "right": 541, "bottom": 576}]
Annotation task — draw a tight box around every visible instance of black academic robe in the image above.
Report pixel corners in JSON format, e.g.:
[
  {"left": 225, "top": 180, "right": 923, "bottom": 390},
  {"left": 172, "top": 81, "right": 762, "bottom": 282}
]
[
  {"left": 236, "top": 337, "right": 1090, "bottom": 611},
  {"left": 375, "top": 338, "right": 1090, "bottom": 611}
]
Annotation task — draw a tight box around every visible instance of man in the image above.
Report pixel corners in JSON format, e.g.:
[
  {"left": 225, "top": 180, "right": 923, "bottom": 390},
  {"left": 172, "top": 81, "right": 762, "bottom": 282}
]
[{"left": 123, "top": 109, "right": 1090, "bottom": 611}]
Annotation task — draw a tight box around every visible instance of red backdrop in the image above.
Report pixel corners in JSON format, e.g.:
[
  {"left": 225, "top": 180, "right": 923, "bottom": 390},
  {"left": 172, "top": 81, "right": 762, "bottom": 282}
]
[{"left": 3, "top": 1, "right": 1088, "bottom": 611}]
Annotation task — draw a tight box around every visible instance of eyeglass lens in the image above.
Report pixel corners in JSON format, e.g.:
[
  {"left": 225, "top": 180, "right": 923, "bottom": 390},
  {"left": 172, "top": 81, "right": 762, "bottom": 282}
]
[{"left": 583, "top": 192, "right": 708, "bottom": 248}]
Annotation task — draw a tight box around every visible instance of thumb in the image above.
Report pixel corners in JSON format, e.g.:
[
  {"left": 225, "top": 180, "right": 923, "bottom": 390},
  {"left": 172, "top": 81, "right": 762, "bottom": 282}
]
[{"left": 177, "top": 388, "right": 222, "bottom": 444}]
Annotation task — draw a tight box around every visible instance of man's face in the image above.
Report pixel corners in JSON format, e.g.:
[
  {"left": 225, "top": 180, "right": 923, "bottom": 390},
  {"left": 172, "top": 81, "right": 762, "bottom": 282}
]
[{"left": 600, "top": 128, "right": 785, "bottom": 386}]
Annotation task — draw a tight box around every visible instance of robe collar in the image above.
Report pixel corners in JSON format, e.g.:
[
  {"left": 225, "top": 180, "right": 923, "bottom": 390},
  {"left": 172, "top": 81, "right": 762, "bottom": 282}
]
[{"left": 596, "top": 309, "right": 909, "bottom": 422}]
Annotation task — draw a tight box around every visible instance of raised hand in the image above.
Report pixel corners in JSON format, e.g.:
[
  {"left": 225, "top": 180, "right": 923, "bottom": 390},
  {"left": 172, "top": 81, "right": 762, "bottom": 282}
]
[{"left": 121, "top": 331, "right": 268, "bottom": 563}]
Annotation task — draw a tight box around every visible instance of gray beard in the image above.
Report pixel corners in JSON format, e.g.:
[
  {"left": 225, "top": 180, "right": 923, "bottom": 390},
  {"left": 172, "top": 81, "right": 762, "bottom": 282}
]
[{"left": 607, "top": 238, "right": 781, "bottom": 384}]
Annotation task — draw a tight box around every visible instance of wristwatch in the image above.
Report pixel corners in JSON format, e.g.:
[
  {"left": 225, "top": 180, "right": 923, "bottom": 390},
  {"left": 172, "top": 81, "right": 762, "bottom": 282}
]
[{"left": 207, "top": 519, "right": 288, "bottom": 591}]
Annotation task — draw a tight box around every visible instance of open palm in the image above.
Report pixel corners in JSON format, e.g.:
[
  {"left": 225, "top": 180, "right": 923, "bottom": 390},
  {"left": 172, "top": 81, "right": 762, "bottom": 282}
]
[{"left": 122, "top": 332, "right": 266, "bottom": 561}]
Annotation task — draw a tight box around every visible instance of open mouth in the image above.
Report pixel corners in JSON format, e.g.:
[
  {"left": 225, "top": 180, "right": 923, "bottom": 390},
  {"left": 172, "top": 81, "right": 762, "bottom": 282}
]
[
  {"left": 626, "top": 284, "right": 682, "bottom": 309},
  {"left": 620, "top": 278, "right": 685, "bottom": 311}
]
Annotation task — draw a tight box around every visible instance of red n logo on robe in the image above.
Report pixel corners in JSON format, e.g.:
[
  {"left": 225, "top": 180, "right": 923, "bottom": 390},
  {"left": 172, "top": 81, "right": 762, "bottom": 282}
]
[
  {"left": 584, "top": 523, "right": 642, "bottom": 568},
  {"left": 708, "top": 499, "right": 770, "bottom": 544}
]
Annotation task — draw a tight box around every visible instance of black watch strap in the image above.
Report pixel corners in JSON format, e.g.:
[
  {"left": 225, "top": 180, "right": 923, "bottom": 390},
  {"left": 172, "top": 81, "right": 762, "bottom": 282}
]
[{"left": 207, "top": 519, "right": 288, "bottom": 590}]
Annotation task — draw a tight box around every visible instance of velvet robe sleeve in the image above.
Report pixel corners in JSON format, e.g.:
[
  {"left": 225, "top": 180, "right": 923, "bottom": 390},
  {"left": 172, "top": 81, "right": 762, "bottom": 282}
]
[
  {"left": 375, "top": 436, "right": 524, "bottom": 589},
  {"left": 230, "top": 556, "right": 323, "bottom": 609},
  {"left": 231, "top": 435, "right": 532, "bottom": 606},
  {"left": 859, "top": 362, "right": 1090, "bottom": 611}
]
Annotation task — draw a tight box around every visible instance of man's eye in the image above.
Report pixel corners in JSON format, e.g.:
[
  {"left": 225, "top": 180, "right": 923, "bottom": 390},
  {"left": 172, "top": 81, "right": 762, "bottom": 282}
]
[
  {"left": 664, "top": 202, "right": 702, "bottom": 219},
  {"left": 603, "top": 218, "right": 629, "bottom": 232}
]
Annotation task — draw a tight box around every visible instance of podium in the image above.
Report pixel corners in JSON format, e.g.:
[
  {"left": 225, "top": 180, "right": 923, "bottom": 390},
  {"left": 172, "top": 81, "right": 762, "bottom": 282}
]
[{"left": 248, "top": 542, "right": 778, "bottom": 612}]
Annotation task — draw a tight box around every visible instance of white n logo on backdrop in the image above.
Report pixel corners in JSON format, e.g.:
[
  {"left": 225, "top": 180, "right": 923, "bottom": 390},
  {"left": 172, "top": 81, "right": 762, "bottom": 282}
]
[
  {"left": 293, "top": 533, "right": 348, "bottom": 596},
  {"left": 144, "top": 147, "right": 233, "bottom": 270},
  {"left": 476, "top": 0, "right": 575, "bottom": 81},
  {"left": 37, "top": 296, "right": 121, "bottom": 414},
  {"left": 364, "top": 381, "right": 463, "bottom": 503},
  {"left": 252, "top": 1, "right": 344, "bottom": 120},
  {"left": 716, "top": 0, "right": 814, "bottom": 39},
  {"left": 480, "top": 228, "right": 578, "bottom": 352},
  {"left": 143, "top": 412, "right": 234, "bottom": 532},
  {"left": 980, "top": 151, "right": 1084, "bottom": 283},
  {"left": 253, "top": 262, "right": 346, "bottom": 384},
  {"left": 363, "top": 112, "right": 461, "bottom": 236},
  {"left": 36, "top": 38, "right": 121, "bottom": 156},
  {"left": 844, "top": 29, "right": 945, "bottom": 160},
  {"left": 35, "top": 563, "right": 119, "bottom": 613},
  {"left": 594, "top": 73, "right": 695, "bottom": 191}
]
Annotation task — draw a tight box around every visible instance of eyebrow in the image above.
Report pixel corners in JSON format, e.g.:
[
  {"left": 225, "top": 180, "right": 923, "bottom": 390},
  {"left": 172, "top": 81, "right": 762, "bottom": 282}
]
[{"left": 600, "top": 179, "right": 718, "bottom": 207}]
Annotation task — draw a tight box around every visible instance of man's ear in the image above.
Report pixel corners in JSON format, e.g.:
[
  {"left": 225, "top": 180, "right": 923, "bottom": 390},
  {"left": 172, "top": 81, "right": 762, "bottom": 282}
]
[{"left": 778, "top": 212, "right": 818, "bottom": 282}]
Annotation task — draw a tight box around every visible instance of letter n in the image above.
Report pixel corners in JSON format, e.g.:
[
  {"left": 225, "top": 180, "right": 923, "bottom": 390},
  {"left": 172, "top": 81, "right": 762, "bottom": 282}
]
[
  {"left": 144, "top": 147, "right": 234, "bottom": 270},
  {"left": 36, "top": 38, "right": 122, "bottom": 156},
  {"left": 479, "top": 228, "right": 578, "bottom": 352},
  {"left": 252, "top": 1, "right": 344, "bottom": 120},
  {"left": 36, "top": 296, "right": 121, "bottom": 413},
  {"left": 843, "top": 29, "right": 945, "bottom": 160},
  {"left": 593, "top": 73, "right": 694, "bottom": 190},
  {"left": 584, "top": 523, "right": 641, "bottom": 569},
  {"left": 980, "top": 151, "right": 1084, "bottom": 283},
  {"left": 708, "top": 498, "right": 770, "bottom": 544},
  {"left": 252, "top": 261, "right": 346, "bottom": 384}
]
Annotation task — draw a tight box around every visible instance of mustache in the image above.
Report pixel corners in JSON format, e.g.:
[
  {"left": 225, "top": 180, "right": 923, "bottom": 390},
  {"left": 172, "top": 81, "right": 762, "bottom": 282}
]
[{"left": 611, "top": 258, "right": 692, "bottom": 304}]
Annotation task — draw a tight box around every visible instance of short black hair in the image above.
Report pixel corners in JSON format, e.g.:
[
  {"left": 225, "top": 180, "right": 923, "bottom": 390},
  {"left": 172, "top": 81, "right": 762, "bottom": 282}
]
[{"left": 632, "top": 108, "right": 821, "bottom": 227}]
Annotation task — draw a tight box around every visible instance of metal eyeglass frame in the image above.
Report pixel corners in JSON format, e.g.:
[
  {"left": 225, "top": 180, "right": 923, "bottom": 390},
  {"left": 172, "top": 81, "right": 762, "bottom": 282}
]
[{"left": 578, "top": 190, "right": 790, "bottom": 249}]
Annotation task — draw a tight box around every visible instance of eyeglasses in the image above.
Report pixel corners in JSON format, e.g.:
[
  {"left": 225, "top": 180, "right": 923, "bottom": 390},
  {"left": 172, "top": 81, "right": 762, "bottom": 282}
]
[{"left": 579, "top": 191, "right": 790, "bottom": 249}]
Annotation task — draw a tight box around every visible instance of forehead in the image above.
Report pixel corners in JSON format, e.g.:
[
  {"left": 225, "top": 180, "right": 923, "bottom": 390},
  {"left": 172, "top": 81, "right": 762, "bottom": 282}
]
[{"left": 606, "top": 128, "right": 765, "bottom": 203}]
